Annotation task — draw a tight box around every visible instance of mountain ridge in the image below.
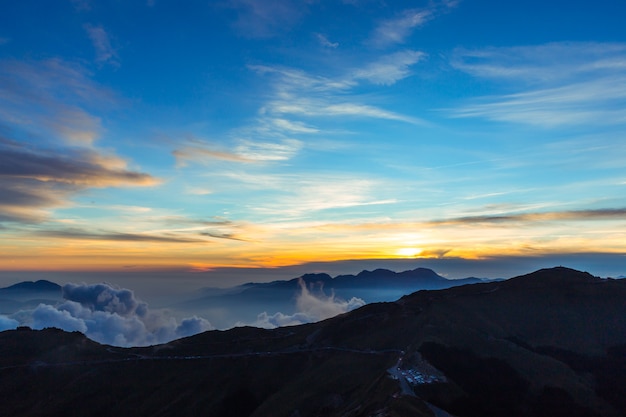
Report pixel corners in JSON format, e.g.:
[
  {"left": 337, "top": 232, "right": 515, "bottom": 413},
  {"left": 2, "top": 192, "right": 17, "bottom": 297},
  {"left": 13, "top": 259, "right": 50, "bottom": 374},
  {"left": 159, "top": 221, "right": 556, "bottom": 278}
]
[
  {"left": 176, "top": 267, "right": 492, "bottom": 328},
  {"left": 1, "top": 266, "right": 624, "bottom": 417},
  {"left": 0, "top": 279, "right": 61, "bottom": 292}
]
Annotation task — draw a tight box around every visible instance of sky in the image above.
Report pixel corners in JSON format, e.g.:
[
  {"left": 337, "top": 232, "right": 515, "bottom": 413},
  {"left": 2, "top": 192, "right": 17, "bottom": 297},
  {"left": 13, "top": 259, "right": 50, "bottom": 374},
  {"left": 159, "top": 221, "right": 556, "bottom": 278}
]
[{"left": 1, "top": 0, "right": 626, "bottom": 292}]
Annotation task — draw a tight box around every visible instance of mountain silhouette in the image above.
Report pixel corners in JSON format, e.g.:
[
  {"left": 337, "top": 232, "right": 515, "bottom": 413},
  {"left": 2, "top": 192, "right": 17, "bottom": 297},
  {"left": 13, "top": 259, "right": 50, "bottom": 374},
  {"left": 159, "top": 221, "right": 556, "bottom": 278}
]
[
  {"left": 0, "top": 279, "right": 61, "bottom": 292},
  {"left": 0, "top": 280, "right": 63, "bottom": 314},
  {"left": 179, "top": 267, "right": 489, "bottom": 327},
  {"left": 1, "top": 266, "right": 624, "bottom": 417}
]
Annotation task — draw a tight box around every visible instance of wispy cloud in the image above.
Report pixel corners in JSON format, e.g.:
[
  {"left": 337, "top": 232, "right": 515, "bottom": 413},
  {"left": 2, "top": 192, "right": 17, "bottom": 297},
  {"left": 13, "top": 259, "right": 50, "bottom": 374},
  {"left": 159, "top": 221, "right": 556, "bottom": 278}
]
[
  {"left": 353, "top": 50, "right": 426, "bottom": 85},
  {"left": 35, "top": 228, "right": 207, "bottom": 243},
  {"left": 0, "top": 58, "right": 116, "bottom": 146},
  {"left": 172, "top": 136, "right": 302, "bottom": 166},
  {"left": 83, "top": 24, "right": 119, "bottom": 66},
  {"left": 228, "top": 0, "right": 311, "bottom": 38},
  {"left": 70, "top": 0, "right": 91, "bottom": 11},
  {"left": 199, "top": 231, "right": 247, "bottom": 242},
  {"left": 429, "top": 207, "right": 626, "bottom": 226},
  {"left": 369, "top": 1, "right": 458, "bottom": 48},
  {"left": 269, "top": 118, "right": 319, "bottom": 134},
  {"left": 370, "top": 9, "right": 432, "bottom": 48},
  {"left": 251, "top": 65, "right": 355, "bottom": 92},
  {"left": 254, "top": 64, "right": 428, "bottom": 126},
  {"left": 315, "top": 33, "right": 338, "bottom": 48},
  {"left": 453, "top": 77, "right": 626, "bottom": 127},
  {"left": 173, "top": 146, "right": 253, "bottom": 166},
  {"left": 171, "top": 58, "right": 428, "bottom": 171},
  {"left": 230, "top": 173, "right": 398, "bottom": 217},
  {"left": 451, "top": 42, "right": 626, "bottom": 83},
  {"left": 268, "top": 98, "right": 426, "bottom": 124},
  {"left": 451, "top": 42, "right": 626, "bottom": 127},
  {"left": 235, "top": 138, "right": 302, "bottom": 161}
]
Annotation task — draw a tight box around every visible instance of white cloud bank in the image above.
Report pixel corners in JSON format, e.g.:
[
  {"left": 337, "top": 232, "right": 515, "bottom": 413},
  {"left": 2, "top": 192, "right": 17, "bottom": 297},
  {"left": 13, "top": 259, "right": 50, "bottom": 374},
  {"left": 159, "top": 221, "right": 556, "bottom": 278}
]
[
  {"left": 0, "top": 280, "right": 367, "bottom": 345},
  {"left": 0, "top": 283, "right": 213, "bottom": 347},
  {"left": 250, "top": 278, "right": 366, "bottom": 328}
]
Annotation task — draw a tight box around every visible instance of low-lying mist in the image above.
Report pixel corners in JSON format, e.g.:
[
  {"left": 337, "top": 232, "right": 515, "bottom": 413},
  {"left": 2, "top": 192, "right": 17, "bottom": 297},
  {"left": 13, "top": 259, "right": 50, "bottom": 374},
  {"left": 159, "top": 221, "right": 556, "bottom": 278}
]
[{"left": 0, "top": 278, "right": 365, "bottom": 347}]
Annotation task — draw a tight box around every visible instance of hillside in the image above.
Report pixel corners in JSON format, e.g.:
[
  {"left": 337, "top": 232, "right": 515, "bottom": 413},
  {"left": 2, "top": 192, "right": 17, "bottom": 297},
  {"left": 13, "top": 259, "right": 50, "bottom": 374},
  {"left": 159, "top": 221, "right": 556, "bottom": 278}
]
[{"left": 0, "top": 267, "right": 625, "bottom": 417}]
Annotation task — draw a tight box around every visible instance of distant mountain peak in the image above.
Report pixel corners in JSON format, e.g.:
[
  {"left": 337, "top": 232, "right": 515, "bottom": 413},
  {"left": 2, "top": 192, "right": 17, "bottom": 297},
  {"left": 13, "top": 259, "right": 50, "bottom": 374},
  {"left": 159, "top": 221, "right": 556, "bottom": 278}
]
[
  {"left": 2, "top": 279, "right": 61, "bottom": 292},
  {"left": 299, "top": 272, "right": 333, "bottom": 282}
]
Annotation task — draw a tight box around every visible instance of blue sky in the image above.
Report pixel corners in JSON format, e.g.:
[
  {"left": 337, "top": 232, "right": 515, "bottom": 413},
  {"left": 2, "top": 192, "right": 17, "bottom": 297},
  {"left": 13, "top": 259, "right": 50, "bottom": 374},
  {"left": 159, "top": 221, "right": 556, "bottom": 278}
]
[{"left": 1, "top": 0, "right": 625, "bottom": 284}]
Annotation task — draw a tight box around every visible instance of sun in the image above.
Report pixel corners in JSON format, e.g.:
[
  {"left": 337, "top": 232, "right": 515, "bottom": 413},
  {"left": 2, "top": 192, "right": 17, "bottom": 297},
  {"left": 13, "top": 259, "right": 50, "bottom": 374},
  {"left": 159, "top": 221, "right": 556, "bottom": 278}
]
[{"left": 396, "top": 247, "right": 423, "bottom": 257}]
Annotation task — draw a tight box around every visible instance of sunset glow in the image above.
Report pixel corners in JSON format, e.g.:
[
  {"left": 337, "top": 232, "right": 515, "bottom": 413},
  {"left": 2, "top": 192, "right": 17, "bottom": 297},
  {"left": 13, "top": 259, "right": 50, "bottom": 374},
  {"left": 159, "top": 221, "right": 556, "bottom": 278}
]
[
  {"left": 1, "top": 1, "right": 625, "bottom": 284},
  {"left": 396, "top": 248, "right": 424, "bottom": 258}
]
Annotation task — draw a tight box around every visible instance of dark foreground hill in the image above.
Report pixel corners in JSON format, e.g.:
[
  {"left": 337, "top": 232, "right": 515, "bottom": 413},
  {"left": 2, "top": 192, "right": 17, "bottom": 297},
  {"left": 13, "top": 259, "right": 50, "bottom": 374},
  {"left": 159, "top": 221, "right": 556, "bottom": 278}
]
[{"left": 1, "top": 267, "right": 625, "bottom": 417}]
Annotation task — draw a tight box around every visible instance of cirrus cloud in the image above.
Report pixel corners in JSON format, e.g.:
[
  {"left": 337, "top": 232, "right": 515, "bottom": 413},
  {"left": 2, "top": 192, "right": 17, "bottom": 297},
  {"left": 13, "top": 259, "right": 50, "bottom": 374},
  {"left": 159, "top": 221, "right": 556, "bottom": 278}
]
[{"left": 450, "top": 42, "right": 626, "bottom": 128}]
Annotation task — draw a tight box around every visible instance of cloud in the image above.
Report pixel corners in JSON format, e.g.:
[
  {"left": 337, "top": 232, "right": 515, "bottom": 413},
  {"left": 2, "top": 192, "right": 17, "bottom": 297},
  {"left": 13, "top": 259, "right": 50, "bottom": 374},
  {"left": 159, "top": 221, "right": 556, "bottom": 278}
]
[
  {"left": 228, "top": 173, "right": 397, "bottom": 217},
  {"left": 26, "top": 216, "right": 252, "bottom": 243},
  {"left": 353, "top": 50, "right": 426, "bottom": 85},
  {"left": 199, "top": 231, "right": 247, "bottom": 241},
  {"left": 63, "top": 283, "right": 148, "bottom": 316},
  {"left": 10, "top": 282, "right": 213, "bottom": 347},
  {"left": 228, "top": 0, "right": 311, "bottom": 38},
  {"left": 0, "top": 58, "right": 116, "bottom": 146},
  {"left": 250, "top": 278, "right": 366, "bottom": 328},
  {"left": 315, "top": 33, "right": 338, "bottom": 48},
  {"left": 0, "top": 315, "right": 19, "bottom": 331},
  {"left": 451, "top": 42, "right": 626, "bottom": 83},
  {"left": 251, "top": 64, "right": 355, "bottom": 93},
  {"left": 172, "top": 136, "right": 302, "bottom": 166},
  {"left": 370, "top": 9, "right": 432, "bottom": 48},
  {"left": 430, "top": 207, "right": 626, "bottom": 226},
  {"left": 0, "top": 57, "right": 157, "bottom": 225},
  {"left": 0, "top": 141, "right": 156, "bottom": 187},
  {"left": 452, "top": 78, "right": 626, "bottom": 127},
  {"left": 35, "top": 228, "right": 210, "bottom": 243},
  {"left": 295, "top": 278, "right": 365, "bottom": 318},
  {"left": 264, "top": 92, "right": 425, "bottom": 125},
  {"left": 451, "top": 42, "right": 626, "bottom": 127},
  {"left": 235, "top": 138, "right": 302, "bottom": 161},
  {"left": 252, "top": 63, "right": 428, "bottom": 129},
  {"left": 83, "top": 24, "right": 119, "bottom": 66},
  {"left": 70, "top": 0, "right": 91, "bottom": 11},
  {"left": 0, "top": 140, "right": 158, "bottom": 224},
  {"left": 200, "top": 52, "right": 427, "bottom": 168},
  {"left": 173, "top": 147, "right": 253, "bottom": 166},
  {"left": 270, "top": 118, "right": 319, "bottom": 134},
  {"left": 32, "top": 303, "right": 88, "bottom": 333},
  {"left": 368, "top": 1, "right": 457, "bottom": 48}
]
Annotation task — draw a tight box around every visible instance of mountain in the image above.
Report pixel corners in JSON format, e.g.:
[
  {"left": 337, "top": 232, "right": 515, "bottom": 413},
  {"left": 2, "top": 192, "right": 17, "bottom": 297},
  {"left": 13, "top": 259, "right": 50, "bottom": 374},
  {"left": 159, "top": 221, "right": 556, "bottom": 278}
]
[
  {"left": 0, "top": 280, "right": 63, "bottom": 314},
  {"left": 1, "top": 266, "right": 624, "bottom": 417},
  {"left": 1, "top": 279, "right": 61, "bottom": 292},
  {"left": 178, "top": 268, "right": 490, "bottom": 328}
]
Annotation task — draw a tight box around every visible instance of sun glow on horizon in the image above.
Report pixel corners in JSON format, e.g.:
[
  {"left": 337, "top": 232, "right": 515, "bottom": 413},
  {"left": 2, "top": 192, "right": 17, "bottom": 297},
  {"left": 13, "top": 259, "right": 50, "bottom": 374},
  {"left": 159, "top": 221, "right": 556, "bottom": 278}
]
[
  {"left": 0, "top": 1, "right": 625, "bottom": 279},
  {"left": 396, "top": 247, "right": 424, "bottom": 258}
]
